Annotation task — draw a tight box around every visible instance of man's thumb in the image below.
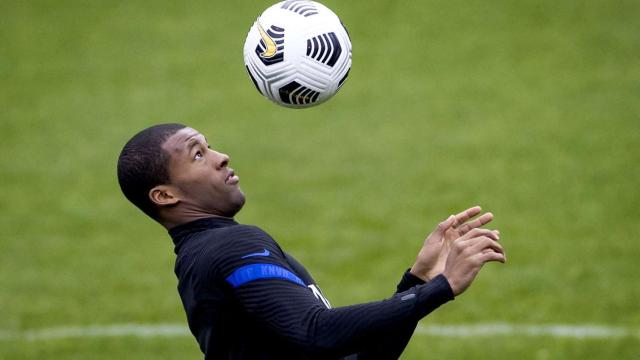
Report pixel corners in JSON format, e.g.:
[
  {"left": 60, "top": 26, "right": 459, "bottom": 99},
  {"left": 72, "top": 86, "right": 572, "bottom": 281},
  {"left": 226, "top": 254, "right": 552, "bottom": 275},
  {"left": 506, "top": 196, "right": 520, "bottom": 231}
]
[{"left": 436, "top": 215, "right": 456, "bottom": 234}]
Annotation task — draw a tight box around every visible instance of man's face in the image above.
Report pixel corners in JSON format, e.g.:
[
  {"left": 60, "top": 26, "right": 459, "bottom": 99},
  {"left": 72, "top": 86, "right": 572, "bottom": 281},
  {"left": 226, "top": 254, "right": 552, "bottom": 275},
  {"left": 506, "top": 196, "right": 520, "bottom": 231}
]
[{"left": 162, "top": 127, "right": 245, "bottom": 218}]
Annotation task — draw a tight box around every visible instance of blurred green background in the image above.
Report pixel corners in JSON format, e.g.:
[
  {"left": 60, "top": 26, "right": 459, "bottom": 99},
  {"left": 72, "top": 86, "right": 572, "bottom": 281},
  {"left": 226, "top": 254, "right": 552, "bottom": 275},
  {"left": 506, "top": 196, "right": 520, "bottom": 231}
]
[{"left": 1, "top": 0, "right": 639, "bottom": 358}]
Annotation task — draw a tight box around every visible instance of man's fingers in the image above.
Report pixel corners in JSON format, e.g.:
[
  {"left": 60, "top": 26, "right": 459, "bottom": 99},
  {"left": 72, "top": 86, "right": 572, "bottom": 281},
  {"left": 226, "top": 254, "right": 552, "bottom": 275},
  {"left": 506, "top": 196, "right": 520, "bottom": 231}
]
[
  {"left": 458, "top": 212, "right": 494, "bottom": 235},
  {"left": 475, "top": 250, "right": 506, "bottom": 264},
  {"left": 467, "top": 236, "right": 504, "bottom": 256},
  {"left": 434, "top": 215, "right": 456, "bottom": 235},
  {"left": 452, "top": 206, "right": 482, "bottom": 228},
  {"left": 458, "top": 228, "right": 500, "bottom": 242}
]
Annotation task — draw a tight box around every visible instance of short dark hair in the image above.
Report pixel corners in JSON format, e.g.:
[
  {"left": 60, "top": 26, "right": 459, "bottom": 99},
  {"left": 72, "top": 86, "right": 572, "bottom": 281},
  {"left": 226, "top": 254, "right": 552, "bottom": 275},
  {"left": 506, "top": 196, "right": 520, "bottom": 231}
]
[{"left": 117, "top": 123, "right": 186, "bottom": 220}]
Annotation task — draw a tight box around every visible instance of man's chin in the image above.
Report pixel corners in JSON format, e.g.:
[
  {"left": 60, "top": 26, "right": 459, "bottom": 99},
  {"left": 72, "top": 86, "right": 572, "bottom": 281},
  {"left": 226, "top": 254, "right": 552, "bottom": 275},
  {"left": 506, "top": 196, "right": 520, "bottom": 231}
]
[{"left": 224, "top": 192, "right": 246, "bottom": 218}]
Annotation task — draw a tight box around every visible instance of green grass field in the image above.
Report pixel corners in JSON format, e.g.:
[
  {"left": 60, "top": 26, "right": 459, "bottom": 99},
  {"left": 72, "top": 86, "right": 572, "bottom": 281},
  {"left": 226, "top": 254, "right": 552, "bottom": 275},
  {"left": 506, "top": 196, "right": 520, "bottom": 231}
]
[{"left": 1, "top": 0, "right": 639, "bottom": 358}]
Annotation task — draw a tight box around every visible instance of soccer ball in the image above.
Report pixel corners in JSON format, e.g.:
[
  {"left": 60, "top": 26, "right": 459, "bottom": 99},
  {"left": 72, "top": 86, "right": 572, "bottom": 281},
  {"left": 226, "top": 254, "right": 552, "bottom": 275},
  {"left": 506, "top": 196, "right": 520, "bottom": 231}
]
[{"left": 243, "top": 1, "right": 352, "bottom": 108}]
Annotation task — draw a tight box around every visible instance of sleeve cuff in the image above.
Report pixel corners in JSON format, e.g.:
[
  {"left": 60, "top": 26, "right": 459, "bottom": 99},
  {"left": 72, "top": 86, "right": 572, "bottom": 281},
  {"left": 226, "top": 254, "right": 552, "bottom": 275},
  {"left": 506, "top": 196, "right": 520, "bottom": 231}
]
[
  {"left": 425, "top": 274, "right": 454, "bottom": 300},
  {"left": 413, "top": 274, "right": 455, "bottom": 318},
  {"left": 396, "top": 268, "right": 427, "bottom": 293}
]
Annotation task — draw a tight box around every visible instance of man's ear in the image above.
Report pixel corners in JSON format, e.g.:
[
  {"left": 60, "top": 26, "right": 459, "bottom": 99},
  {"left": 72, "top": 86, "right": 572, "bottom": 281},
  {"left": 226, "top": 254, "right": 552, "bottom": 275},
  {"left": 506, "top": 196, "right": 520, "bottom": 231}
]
[{"left": 149, "top": 185, "right": 180, "bottom": 207}]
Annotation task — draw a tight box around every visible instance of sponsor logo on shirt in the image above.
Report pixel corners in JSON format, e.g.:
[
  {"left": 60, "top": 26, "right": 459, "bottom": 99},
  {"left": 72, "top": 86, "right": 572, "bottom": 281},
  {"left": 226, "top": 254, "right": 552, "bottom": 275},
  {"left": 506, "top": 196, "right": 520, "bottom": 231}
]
[{"left": 241, "top": 249, "right": 271, "bottom": 259}]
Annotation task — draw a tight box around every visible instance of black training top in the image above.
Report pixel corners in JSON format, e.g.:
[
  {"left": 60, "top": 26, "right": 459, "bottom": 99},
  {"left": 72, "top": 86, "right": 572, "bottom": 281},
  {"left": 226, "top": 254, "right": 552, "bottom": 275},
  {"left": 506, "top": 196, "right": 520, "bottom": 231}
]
[{"left": 169, "top": 217, "right": 454, "bottom": 360}]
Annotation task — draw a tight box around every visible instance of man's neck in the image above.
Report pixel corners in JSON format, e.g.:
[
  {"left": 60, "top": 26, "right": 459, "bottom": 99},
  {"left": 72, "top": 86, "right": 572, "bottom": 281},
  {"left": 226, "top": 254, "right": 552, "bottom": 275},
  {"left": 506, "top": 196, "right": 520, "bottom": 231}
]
[{"left": 161, "top": 212, "right": 232, "bottom": 230}]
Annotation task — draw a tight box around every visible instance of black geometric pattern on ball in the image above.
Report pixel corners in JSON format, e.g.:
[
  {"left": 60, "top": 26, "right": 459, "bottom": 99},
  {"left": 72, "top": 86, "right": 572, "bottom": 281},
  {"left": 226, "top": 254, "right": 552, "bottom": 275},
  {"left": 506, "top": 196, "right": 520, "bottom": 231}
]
[
  {"left": 245, "top": 66, "right": 263, "bottom": 95},
  {"left": 337, "top": 69, "right": 350, "bottom": 90},
  {"left": 279, "top": 81, "right": 320, "bottom": 105},
  {"left": 281, "top": 0, "right": 318, "bottom": 17},
  {"left": 306, "top": 32, "right": 342, "bottom": 67},
  {"left": 255, "top": 25, "right": 285, "bottom": 66}
]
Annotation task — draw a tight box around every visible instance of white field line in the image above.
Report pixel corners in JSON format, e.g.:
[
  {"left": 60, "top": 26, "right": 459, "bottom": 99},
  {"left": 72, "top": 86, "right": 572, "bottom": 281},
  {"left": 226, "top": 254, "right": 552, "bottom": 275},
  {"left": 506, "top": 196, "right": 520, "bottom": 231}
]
[
  {"left": 0, "top": 324, "right": 189, "bottom": 342},
  {"left": 0, "top": 323, "right": 638, "bottom": 342},
  {"left": 415, "top": 323, "right": 640, "bottom": 339}
]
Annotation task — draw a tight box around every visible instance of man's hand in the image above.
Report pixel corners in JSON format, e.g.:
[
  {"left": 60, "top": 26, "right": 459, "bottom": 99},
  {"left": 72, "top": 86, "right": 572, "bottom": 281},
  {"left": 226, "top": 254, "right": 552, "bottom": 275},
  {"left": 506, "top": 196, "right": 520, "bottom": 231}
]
[
  {"left": 442, "top": 228, "right": 506, "bottom": 296},
  {"left": 410, "top": 206, "right": 495, "bottom": 282}
]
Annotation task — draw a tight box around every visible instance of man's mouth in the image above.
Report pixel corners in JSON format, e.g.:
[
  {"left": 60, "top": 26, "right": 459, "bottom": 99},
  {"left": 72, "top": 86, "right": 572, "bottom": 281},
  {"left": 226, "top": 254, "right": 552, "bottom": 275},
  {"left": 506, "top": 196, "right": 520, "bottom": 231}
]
[{"left": 225, "top": 170, "right": 240, "bottom": 185}]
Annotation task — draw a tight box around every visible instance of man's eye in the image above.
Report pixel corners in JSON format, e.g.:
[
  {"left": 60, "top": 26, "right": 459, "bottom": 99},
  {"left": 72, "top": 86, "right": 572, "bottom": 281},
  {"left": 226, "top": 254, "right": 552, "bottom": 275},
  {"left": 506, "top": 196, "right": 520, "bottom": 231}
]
[{"left": 195, "top": 151, "right": 203, "bottom": 160}]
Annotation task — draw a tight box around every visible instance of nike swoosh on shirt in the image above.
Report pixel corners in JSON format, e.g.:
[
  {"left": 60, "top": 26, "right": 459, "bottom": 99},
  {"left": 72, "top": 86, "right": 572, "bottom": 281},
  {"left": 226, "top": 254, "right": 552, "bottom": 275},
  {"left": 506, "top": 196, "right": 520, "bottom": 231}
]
[{"left": 241, "top": 249, "right": 271, "bottom": 259}]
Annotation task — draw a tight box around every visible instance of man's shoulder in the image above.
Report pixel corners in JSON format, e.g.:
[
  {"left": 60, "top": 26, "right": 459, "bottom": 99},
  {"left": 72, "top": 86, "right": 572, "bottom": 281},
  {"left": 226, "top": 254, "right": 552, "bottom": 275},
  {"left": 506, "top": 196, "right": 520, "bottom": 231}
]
[
  {"left": 193, "top": 223, "right": 281, "bottom": 267},
  {"left": 187, "top": 225, "right": 294, "bottom": 288}
]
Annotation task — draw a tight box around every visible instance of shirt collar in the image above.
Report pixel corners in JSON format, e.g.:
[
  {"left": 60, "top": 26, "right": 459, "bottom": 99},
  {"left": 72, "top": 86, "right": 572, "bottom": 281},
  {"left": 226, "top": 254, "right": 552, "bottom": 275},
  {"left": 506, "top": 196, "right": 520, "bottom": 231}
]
[{"left": 169, "top": 217, "right": 238, "bottom": 252}]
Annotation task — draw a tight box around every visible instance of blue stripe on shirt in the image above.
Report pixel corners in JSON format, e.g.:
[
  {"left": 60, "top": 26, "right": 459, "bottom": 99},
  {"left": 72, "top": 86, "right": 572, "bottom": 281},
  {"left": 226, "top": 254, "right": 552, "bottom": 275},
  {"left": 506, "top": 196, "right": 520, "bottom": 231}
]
[{"left": 225, "top": 263, "right": 306, "bottom": 288}]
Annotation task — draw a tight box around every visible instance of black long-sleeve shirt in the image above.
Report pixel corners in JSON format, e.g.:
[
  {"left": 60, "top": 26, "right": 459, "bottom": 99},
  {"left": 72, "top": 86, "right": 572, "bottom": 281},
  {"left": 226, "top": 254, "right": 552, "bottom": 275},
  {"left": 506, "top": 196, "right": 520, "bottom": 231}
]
[{"left": 169, "top": 217, "right": 454, "bottom": 359}]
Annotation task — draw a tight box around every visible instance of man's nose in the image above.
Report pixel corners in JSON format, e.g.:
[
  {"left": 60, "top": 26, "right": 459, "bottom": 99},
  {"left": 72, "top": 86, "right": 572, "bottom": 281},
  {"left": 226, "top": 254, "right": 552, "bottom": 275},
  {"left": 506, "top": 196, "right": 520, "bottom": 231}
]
[{"left": 214, "top": 151, "right": 230, "bottom": 169}]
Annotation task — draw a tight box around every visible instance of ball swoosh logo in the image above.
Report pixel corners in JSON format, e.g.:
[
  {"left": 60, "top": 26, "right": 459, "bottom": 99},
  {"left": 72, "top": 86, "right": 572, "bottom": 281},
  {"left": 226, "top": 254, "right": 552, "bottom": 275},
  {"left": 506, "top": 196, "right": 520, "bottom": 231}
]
[
  {"left": 241, "top": 248, "right": 271, "bottom": 259},
  {"left": 257, "top": 23, "right": 278, "bottom": 58}
]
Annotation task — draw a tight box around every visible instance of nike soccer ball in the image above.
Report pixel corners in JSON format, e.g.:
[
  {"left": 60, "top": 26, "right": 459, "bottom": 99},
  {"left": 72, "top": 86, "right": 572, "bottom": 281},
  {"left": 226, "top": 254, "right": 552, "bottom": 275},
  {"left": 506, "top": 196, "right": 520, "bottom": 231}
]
[{"left": 243, "top": 1, "right": 352, "bottom": 108}]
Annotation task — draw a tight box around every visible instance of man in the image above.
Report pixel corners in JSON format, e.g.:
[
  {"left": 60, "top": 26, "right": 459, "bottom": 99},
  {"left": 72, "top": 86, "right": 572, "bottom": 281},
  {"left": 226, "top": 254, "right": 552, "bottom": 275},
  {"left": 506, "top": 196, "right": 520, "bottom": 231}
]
[{"left": 117, "top": 123, "right": 505, "bottom": 359}]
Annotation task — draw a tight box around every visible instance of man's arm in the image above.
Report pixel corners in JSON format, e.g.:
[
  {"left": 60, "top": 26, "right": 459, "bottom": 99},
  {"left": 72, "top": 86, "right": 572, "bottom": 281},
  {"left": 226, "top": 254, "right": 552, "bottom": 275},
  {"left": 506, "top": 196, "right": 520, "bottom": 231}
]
[
  {"left": 215, "top": 223, "right": 504, "bottom": 359},
  {"left": 352, "top": 270, "right": 427, "bottom": 360},
  {"left": 230, "top": 269, "right": 453, "bottom": 358},
  {"left": 356, "top": 207, "right": 498, "bottom": 359}
]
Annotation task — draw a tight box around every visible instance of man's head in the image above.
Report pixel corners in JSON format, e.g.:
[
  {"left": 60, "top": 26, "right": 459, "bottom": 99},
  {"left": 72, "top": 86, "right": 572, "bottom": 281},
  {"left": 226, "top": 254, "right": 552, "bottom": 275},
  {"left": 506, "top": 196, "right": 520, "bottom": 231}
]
[{"left": 117, "top": 124, "right": 245, "bottom": 228}]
